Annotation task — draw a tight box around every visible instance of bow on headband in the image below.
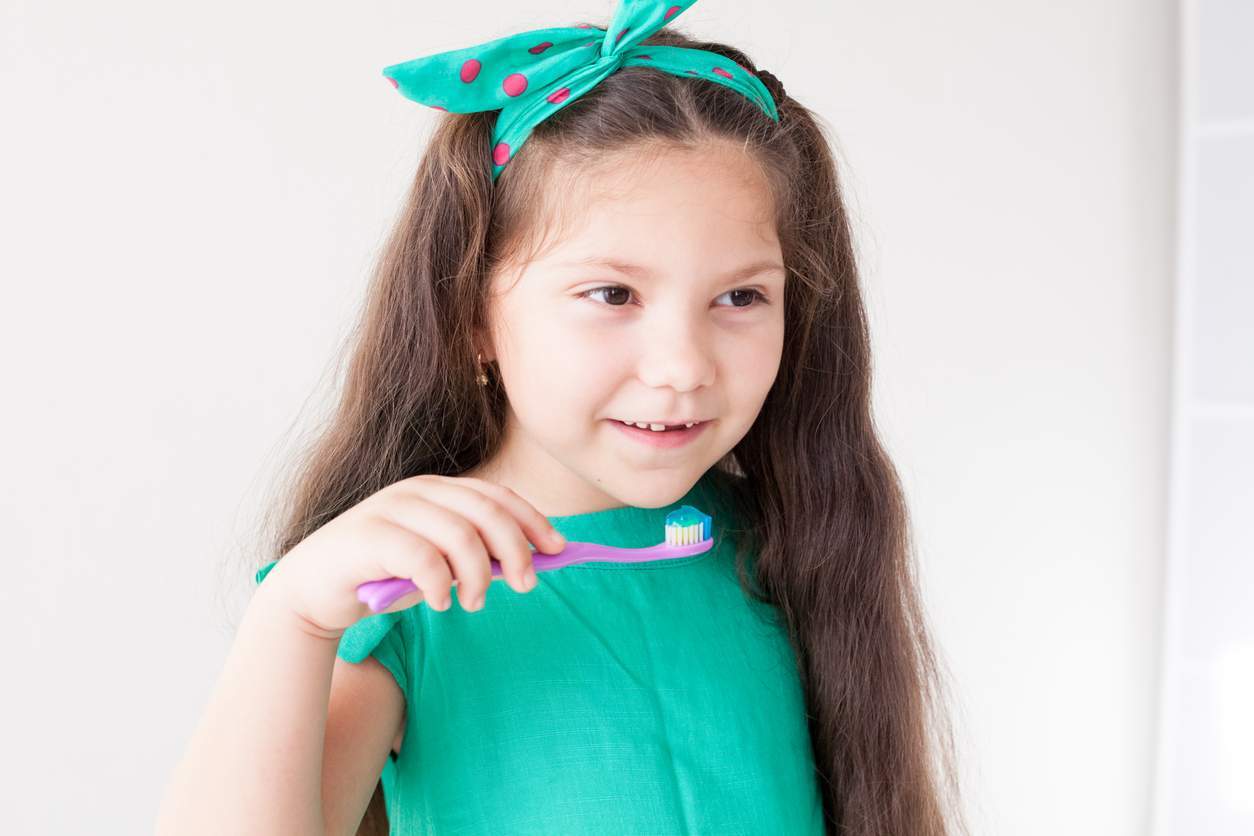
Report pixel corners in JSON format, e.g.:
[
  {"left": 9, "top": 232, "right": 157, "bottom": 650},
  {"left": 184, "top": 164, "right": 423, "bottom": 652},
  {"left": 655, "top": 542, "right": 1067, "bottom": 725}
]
[{"left": 382, "top": 0, "right": 780, "bottom": 180}]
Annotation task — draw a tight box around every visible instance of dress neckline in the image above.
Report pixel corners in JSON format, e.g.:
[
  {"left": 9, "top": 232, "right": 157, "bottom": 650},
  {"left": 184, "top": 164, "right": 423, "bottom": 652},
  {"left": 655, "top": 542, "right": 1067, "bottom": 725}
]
[{"left": 545, "top": 468, "right": 732, "bottom": 570}]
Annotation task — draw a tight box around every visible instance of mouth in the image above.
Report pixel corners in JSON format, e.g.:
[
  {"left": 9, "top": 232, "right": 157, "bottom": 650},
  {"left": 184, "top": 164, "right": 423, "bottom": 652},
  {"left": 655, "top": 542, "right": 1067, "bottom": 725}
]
[{"left": 606, "top": 418, "right": 713, "bottom": 449}]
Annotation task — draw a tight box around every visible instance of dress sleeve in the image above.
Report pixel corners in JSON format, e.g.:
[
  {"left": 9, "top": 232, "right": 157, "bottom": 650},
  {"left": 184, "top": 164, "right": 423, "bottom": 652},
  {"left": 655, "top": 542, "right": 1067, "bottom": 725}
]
[{"left": 253, "top": 560, "right": 415, "bottom": 697}]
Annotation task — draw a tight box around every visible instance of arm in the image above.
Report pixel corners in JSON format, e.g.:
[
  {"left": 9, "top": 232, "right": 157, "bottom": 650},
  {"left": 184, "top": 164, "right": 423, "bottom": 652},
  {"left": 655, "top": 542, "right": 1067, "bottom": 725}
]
[
  {"left": 156, "top": 581, "right": 398, "bottom": 836},
  {"left": 322, "top": 655, "right": 406, "bottom": 836},
  {"left": 156, "top": 473, "right": 547, "bottom": 833}
]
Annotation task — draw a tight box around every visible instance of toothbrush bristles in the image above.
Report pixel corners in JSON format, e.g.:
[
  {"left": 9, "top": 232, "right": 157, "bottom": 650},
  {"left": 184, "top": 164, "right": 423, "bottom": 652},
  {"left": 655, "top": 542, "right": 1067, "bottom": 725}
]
[
  {"left": 666, "top": 523, "right": 700, "bottom": 545},
  {"left": 663, "top": 504, "right": 712, "bottom": 545}
]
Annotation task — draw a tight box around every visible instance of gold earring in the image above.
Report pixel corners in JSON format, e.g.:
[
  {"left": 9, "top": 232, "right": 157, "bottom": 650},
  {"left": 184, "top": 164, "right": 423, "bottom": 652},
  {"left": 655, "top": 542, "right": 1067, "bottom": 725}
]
[{"left": 476, "top": 352, "right": 489, "bottom": 386}]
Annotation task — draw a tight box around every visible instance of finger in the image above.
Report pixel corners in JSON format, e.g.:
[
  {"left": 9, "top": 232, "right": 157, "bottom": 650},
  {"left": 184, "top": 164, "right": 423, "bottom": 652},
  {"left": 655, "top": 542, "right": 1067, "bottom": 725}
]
[
  {"left": 421, "top": 480, "right": 540, "bottom": 595},
  {"left": 403, "top": 477, "right": 555, "bottom": 596},
  {"left": 431, "top": 475, "right": 566, "bottom": 556},
  {"left": 377, "top": 493, "right": 495, "bottom": 609},
  {"left": 368, "top": 517, "right": 455, "bottom": 612}
]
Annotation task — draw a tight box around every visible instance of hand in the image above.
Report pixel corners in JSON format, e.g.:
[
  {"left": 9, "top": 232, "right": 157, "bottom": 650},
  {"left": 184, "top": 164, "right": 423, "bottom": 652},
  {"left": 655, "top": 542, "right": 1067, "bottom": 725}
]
[{"left": 257, "top": 475, "right": 566, "bottom": 637}]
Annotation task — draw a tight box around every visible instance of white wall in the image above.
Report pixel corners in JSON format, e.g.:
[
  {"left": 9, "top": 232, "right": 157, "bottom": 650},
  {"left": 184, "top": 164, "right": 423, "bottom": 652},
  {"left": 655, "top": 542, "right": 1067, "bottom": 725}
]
[
  {"left": 1153, "top": 1, "right": 1254, "bottom": 834},
  {"left": 839, "top": 2, "right": 1175, "bottom": 832},
  {"left": 2, "top": 1, "right": 1179, "bottom": 833}
]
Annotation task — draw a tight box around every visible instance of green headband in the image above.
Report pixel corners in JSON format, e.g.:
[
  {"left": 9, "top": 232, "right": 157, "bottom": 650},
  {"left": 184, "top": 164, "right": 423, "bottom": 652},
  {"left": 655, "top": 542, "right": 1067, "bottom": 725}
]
[{"left": 381, "top": 0, "right": 781, "bottom": 181}]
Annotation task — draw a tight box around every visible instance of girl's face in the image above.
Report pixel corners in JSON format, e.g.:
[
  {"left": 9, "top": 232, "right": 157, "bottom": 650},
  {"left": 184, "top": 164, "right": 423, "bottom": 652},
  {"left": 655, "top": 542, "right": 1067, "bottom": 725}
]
[{"left": 473, "top": 143, "right": 785, "bottom": 516}]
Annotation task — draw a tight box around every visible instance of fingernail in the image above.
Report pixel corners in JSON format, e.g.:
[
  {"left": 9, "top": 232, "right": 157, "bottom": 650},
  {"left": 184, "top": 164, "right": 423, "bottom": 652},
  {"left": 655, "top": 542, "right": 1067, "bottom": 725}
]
[{"left": 523, "top": 568, "right": 538, "bottom": 590}]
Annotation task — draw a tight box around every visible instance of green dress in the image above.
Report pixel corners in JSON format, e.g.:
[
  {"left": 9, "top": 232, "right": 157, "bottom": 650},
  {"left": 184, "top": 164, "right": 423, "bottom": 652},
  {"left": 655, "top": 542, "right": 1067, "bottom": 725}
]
[{"left": 254, "top": 469, "right": 824, "bottom": 834}]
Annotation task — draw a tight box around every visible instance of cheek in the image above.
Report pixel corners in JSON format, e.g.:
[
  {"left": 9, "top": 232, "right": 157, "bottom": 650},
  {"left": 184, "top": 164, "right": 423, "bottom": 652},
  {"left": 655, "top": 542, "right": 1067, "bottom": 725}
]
[
  {"left": 529, "top": 318, "right": 611, "bottom": 381},
  {"left": 723, "top": 320, "right": 785, "bottom": 394},
  {"left": 497, "top": 321, "right": 610, "bottom": 424}
]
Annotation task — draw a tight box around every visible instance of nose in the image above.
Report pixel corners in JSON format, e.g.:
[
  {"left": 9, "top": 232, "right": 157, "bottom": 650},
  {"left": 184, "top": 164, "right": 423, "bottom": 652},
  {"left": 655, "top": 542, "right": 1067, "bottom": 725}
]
[{"left": 635, "top": 311, "right": 716, "bottom": 392}]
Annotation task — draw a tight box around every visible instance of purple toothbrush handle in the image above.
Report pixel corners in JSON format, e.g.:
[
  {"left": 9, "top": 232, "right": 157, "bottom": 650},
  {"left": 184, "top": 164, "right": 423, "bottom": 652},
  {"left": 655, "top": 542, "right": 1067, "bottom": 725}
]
[{"left": 355, "top": 537, "right": 712, "bottom": 613}]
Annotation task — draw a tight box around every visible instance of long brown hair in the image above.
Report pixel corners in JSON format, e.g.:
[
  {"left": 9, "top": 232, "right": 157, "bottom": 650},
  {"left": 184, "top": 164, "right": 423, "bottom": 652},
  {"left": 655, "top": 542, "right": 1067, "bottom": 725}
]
[{"left": 254, "top": 22, "right": 968, "bottom": 836}]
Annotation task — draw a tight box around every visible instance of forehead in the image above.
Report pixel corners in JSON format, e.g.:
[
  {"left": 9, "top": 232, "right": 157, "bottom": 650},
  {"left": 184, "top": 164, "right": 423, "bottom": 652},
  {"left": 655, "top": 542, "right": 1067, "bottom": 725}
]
[{"left": 529, "top": 142, "right": 780, "bottom": 268}]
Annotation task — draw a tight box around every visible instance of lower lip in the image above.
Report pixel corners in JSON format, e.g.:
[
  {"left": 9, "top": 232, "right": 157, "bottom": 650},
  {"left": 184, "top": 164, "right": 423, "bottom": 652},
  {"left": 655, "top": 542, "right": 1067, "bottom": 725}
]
[{"left": 608, "top": 419, "right": 712, "bottom": 449}]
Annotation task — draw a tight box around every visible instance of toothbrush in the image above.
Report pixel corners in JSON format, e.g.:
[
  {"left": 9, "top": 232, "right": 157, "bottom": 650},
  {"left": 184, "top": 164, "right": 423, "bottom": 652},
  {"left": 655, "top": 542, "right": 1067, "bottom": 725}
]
[{"left": 356, "top": 504, "right": 713, "bottom": 613}]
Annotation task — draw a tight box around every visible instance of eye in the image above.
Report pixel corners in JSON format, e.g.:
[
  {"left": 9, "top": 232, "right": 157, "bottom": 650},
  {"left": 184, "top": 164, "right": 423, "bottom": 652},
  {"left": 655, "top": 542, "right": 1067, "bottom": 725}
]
[{"left": 577, "top": 285, "right": 770, "bottom": 309}]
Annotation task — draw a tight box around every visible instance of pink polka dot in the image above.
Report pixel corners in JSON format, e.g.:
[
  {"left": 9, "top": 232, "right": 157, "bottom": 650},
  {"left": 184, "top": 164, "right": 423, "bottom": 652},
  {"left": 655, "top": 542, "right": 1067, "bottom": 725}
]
[
  {"left": 460, "top": 59, "right": 481, "bottom": 83},
  {"left": 664, "top": 6, "right": 681, "bottom": 21},
  {"left": 529, "top": 41, "right": 553, "bottom": 54},
  {"left": 432, "top": 105, "right": 447, "bottom": 111},
  {"left": 636, "top": 53, "right": 652, "bottom": 60},
  {"left": 385, "top": 76, "right": 399, "bottom": 89},
  {"left": 492, "top": 143, "right": 511, "bottom": 166},
  {"left": 576, "top": 23, "right": 592, "bottom": 29},
  {"left": 582, "top": 40, "right": 596, "bottom": 47},
  {"left": 547, "top": 87, "right": 571, "bottom": 104},
  {"left": 502, "top": 73, "right": 528, "bottom": 96},
  {"left": 615, "top": 27, "right": 629, "bottom": 43},
  {"left": 713, "top": 67, "right": 733, "bottom": 80}
]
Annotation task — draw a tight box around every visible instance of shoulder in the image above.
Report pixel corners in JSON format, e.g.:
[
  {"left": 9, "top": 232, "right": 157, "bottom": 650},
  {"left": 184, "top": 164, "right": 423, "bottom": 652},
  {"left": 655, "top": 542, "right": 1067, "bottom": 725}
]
[
  {"left": 701, "top": 467, "right": 753, "bottom": 526},
  {"left": 702, "top": 468, "right": 747, "bottom": 513}
]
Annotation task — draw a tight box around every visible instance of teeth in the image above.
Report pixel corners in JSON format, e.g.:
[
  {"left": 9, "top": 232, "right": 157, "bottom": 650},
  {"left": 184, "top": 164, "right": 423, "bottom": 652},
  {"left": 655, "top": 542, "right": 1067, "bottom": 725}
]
[{"left": 616, "top": 420, "right": 699, "bottom": 431}]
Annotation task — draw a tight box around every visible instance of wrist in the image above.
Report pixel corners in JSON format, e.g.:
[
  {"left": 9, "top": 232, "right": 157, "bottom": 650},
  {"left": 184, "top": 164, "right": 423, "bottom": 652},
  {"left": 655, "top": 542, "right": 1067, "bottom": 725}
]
[{"left": 249, "top": 575, "right": 345, "bottom": 643}]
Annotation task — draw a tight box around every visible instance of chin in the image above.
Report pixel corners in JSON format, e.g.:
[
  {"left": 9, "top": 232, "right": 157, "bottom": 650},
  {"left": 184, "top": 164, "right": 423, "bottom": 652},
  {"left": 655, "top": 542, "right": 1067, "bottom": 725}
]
[{"left": 594, "top": 467, "right": 707, "bottom": 509}]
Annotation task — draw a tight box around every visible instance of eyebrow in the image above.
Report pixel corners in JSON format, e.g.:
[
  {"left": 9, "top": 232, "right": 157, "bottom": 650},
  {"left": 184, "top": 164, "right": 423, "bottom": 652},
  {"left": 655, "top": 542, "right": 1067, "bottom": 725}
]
[{"left": 559, "top": 256, "right": 786, "bottom": 283}]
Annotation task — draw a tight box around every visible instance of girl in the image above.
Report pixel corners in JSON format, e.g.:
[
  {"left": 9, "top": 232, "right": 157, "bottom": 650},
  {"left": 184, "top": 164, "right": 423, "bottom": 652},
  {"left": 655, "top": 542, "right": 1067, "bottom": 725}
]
[{"left": 158, "top": 2, "right": 967, "bottom": 834}]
